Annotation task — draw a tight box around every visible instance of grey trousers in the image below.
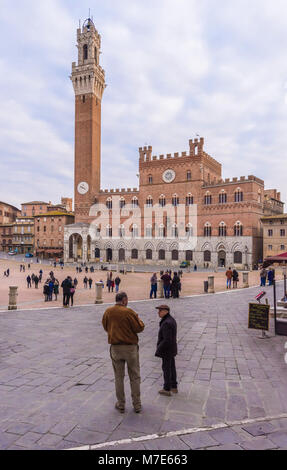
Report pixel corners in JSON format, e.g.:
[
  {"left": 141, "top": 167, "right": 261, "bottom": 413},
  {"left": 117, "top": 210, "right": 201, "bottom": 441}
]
[{"left": 110, "top": 344, "right": 141, "bottom": 409}]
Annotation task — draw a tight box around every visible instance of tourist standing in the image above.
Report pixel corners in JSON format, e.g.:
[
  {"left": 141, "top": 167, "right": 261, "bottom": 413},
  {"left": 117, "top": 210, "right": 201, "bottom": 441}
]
[
  {"left": 83, "top": 276, "right": 88, "bottom": 289},
  {"left": 34, "top": 275, "right": 39, "bottom": 289},
  {"left": 268, "top": 268, "right": 275, "bottom": 286},
  {"left": 70, "top": 279, "right": 75, "bottom": 306},
  {"left": 150, "top": 273, "right": 158, "bottom": 299},
  {"left": 225, "top": 267, "right": 233, "bottom": 289},
  {"left": 171, "top": 272, "right": 181, "bottom": 298},
  {"left": 53, "top": 279, "right": 59, "bottom": 301},
  {"left": 26, "top": 275, "right": 32, "bottom": 288},
  {"left": 155, "top": 305, "right": 178, "bottom": 397},
  {"left": 61, "top": 277, "right": 72, "bottom": 307},
  {"left": 48, "top": 278, "right": 54, "bottom": 301},
  {"left": 232, "top": 269, "right": 239, "bottom": 289},
  {"left": 161, "top": 271, "right": 171, "bottom": 299},
  {"left": 102, "top": 292, "right": 145, "bottom": 414},
  {"left": 260, "top": 268, "right": 267, "bottom": 287},
  {"left": 43, "top": 280, "right": 50, "bottom": 302},
  {"left": 88, "top": 278, "right": 93, "bottom": 289}
]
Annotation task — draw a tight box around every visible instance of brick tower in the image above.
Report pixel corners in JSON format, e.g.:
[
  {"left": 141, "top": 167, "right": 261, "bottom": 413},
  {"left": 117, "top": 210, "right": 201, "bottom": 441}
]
[{"left": 71, "top": 18, "right": 106, "bottom": 221}]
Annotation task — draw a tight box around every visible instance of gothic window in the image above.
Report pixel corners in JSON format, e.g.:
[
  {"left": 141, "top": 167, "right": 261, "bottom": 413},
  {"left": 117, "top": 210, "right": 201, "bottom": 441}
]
[
  {"left": 204, "top": 250, "right": 211, "bottom": 262},
  {"left": 172, "top": 250, "right": 179, "bottom": 261},
  {"left": 219, "top": 192, "right": 227, "bottom": 204},
  {"left": 204, "top": 194, "right": 212, "bottom": 205},
  {"left": 146, "top": 249, "right": 152, "bottom": 260},
  {"left": 106, "top": 225, "right": 112, "bottom": 238},
  {"left": 234, "top": 251, "right": 243, "bottom": 264},
  {"left": 145, "top": 225, "right": 152, "bottom": 238},
  {"left": 235, "top": 189, "right": 243, "bottom": 202},
  {"left": 131, "top": 249, "right": 138, "bottom": 259},
  {"left": 172, "top": 224, "right": 178, "bottom": 238},
  {"left": 219, "top": 222, "right": 227, "bottom": 237},
  {"left": 106, "top": 198, "right": 112, "bottom": 209},
  {"left": 234, "top": 222, "right": 243, "bottom": 236},
  {"left": 132, "top": 197, "right": 139, "bottom": 208},
  {"left": 186, "top": 194, "right": 194, "bottom": 206},
  {"left": 131, "top": 224, "right": 138, "bottom": 238},
  {"left": 159, "top": 249, "right": 165, "bottom": 260},
  {"left": 204, "top": 223, "right": 212, "bottom": 237},
  {"left": 172, "top": 195, "right": 179, "bottom": 207},
  {"left": 186, "top": 250, "right": 193, "bottom": 261},
  {"left": 83, "top": 44, "right": 88, "bottom": 60},
  {"left": 119, "top": 198, "right": 126, "bottom": 209},
  {"left": 146, "top": 196, "right": 153, "bottom": 207},
  {"left": 186, "top": 224, "right": 193, "bottom": 237},
  {"left": 148, "top": 175, "right": 153, "bottom": 184},
  {"left": 187, "top": 171, "right": 192, "bottom": 181},
  {"left": 159, "top": 196, "right": 166, "bottom": 207},
  {"left": 119, "top": 225, "right": 125, "bottom": 238},
  {"left": 159, "top": 224, "right": 166, "bottom": 238}
]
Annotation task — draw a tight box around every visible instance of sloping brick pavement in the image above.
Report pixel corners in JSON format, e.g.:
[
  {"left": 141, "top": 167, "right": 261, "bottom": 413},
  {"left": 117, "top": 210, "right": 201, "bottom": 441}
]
[{"left": 0, "top": 283, "right": 287, "bottom": 450}]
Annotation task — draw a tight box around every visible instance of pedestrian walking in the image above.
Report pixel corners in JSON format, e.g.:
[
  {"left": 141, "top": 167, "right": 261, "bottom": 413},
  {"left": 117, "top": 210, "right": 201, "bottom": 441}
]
[
  {"left": 150, "top": 273, "right": 158, "bottom": 299},
  {"left": 74, "top": 278, "right": 78, "bottom": 288},
  {"left": 48, "top": 278, "right": 54, "bottom": 301},
  {"left": 34, "top": 275, "right": 39, "bottom": 289},
  {"left": 20, "top": 265, "right": 22, "bottom": 272},
  {"left": 161, "top": 271, "right": 171, "bottom": 299},
  {"left": 260, "top": 267, "right": 267, "bottom": 287},
  {"left": 232, "top": 269, "right": 239, "bottom": 289},
  {"left": 268, "top": 268, "right": 274, "bottom": 286},
  {"left": 26, "top": 275, "right": 32, "bottom": 288},
  {"left": 155, "top": 305, "right": 178, "bottom": 397},
  {"left": 115, "top": 276, "right": 121, "bottom": 293},
  {"left": 83, "top": 276, "right": 88, "bottom": 289},
  {"left": 102, "top": 292, "right": 145, "bottom": 414},
  {"left": 225, "top": 267, "right": 233, "bottom": 289},
  {"left": 88, "top": 278, "right": 93, "bottom": 289},
  {"left": 171, "top": 272, "right": 181, "bottom": 298},
  {"left": 61, "top": 277, "right": 72, "bottom": 307},
  {"left": 6, "top": 268, "right": 10, "bottom": 277}
]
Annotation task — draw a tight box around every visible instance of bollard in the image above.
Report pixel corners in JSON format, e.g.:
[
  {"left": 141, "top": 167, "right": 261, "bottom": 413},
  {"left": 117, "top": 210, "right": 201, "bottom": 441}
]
[
  {"left": 243, "top": 271, "right": 249, "bottom": 288},
  {"left": 95, "top": 282, "right": 103, "bottom": 304},
  {"left": 8, "top": 286, "right": 18, "bottom": 310},
  {"left": 158, "top": 279, "right": 164, "bottom": 299},
  {"left": 208, "top": 276, "right": 215, "bottom": 294}
]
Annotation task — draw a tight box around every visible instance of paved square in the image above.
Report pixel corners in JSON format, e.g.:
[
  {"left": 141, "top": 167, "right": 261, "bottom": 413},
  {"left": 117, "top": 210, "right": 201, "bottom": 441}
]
[{"left": 0, "top": 283, "right": 287, "bottom": 450}]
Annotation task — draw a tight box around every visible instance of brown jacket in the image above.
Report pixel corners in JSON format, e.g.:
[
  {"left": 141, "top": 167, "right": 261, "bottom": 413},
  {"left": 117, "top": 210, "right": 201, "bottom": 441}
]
[{"left": 102, "top": 304, "right": 145, "bottom": 345}]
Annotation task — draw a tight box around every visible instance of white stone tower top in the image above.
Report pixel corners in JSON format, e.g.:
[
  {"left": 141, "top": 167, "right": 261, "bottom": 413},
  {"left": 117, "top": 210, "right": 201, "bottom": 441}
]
[{"left": 71, "top": 18, "right": 106, "bottom": 99}]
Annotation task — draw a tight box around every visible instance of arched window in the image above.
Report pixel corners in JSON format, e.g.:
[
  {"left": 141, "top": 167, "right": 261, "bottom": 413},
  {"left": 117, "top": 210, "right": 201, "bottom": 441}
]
[
  {"left": 146, "top": 196, "right": 153, "bottom": 207},
  {"left": 204, "top": 250, "right": 211, "bottom": 262},
  {"left": 132, "top": 197, "right": 139, "bottom": 208},
  {"left": 146, "top": 249, "right": 153, "bottom": 260},
  {"left": 119, "top": 198, "right": 126, "bottom": 209},
  {"left": 219, "top": 222, "right": 227, "bottom": 237},
  {"left": 187, "top": 171, "right": 192, "bottom": 181},
  {"left": 172, "top": 250, "right": 179, "bottom": 261},
  {"left": 159, "top": 249, "right": 165, "bottom": 260},
  {"left": 204, "top": 193, "right": 212, "bottom": 205},
  {"left": 219, "top": 191, "right": 227, "bottom": 204},
  {"left": 172, "top": 194, "right": 179, "bottom": 207},
  {"left": 106, "top": 198, "right": 112, "bottom": 209},
  {"left": 119, "top": 248, "right": 125, "bottom": 262},
  {"left": 204, "top": 223, "right": 212, "bottom": 237},
  {"left": 131, "top": 249, "right": 138, "bottom": 259},
  {"left": 95, "top": 248, "right": 100, "bottom": 258},
  {"left": 235, "top": 189, "right": 243, "bottom": 202},
  {"left": 234, "top": 222, "right": 243, "bottom": 236},
  {"left": 186, "top": 250, "right": 193, "bottom": 261},
  {"left": 83, "top": 44, "right": 88, "bottom": 60},
  {"left": 186, "top": 194, "right": 194, "bottom": 206},
  {"left": 234, "top": 251, "right": 243, "bottom": 264},
  {"left": 148, "top": 175, "right": 153, "bottom": 184},
  {"left": 159, "top": 195, "right": 166, "bottom": 207}
]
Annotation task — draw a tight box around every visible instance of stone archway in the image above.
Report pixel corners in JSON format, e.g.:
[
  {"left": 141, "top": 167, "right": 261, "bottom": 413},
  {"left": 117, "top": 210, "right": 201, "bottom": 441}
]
[
  {"left": 218, "top": 250, "right": 226, "bottom": 267},
  {"left": 119, "top": 248, "right": 125, "bottom": 262}
]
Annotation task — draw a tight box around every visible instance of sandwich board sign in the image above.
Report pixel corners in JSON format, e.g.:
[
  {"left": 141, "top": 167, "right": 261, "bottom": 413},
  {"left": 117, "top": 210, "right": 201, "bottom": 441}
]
[{"left": 248, "top": 303, "right": 270, "bottom": 332}]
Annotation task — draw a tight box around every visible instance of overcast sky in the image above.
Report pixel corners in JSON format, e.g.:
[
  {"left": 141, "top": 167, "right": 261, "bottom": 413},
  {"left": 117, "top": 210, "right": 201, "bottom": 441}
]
[{"left": 0, "top": 0, "right": 287, "bottom": 209}]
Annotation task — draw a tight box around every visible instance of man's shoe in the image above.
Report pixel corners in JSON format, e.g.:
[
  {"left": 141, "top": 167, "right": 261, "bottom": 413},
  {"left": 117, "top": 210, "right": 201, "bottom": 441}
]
[
  {"left": 171, "top": 388, "right": 178, "bottom": 394},
  {"left": 158, "top": 389, "right": 172, "bottom": 397},
  {"left": 134, "top": 406, "right": 142, "bottom": 413},
  {"left": 115, "top": 402, "right": 125, "bottom": 413}
]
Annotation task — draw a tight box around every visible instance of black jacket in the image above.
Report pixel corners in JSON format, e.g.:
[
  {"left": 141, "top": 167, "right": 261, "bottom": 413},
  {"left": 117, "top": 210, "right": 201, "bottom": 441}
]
[
  {"left": 61, "top": 278, "right": 72, "bottom": 294},
  {"left": 155, "top": 313, "right": 177, "bottom": 358}
]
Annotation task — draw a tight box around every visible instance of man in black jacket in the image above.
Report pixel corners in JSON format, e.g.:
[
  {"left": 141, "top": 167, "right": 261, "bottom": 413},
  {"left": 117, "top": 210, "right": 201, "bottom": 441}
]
[
  {"left": 155, "top": 305, "right": 178, "bottom": 397},
  {"left": 61, "top": 277, "right": 72, "bottom": 307}
]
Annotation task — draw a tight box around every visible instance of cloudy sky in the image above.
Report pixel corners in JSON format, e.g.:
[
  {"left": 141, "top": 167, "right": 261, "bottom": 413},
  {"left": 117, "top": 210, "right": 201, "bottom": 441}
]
[{"left": 0, "top": 0, "right": 287, "bottom": 209}]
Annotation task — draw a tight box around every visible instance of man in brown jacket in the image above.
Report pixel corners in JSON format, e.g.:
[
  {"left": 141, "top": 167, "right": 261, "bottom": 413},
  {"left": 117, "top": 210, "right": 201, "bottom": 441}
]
[{"left": 102, "top": 292, "right": 145, "bottom": 413}]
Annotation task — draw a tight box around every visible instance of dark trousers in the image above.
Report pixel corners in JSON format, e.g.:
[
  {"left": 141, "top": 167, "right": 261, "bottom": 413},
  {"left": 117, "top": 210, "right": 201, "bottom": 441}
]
[
  {"left": 150, "top": 285, "right": 157, "bottom": 298},
  {"left": 162, "top": 355, "right": 177, "bottom": 391},
  {"left": 63, "top": 293, "right": 70, "bottom": 306},
  {"left": 261, "top": 277, "right": 266, "bottom": 287},
  {"left": 163, "top": 286, "right": 170, "bottom": 299}
]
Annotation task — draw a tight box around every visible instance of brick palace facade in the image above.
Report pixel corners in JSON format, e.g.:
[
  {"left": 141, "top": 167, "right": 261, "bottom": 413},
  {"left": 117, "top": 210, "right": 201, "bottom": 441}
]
[{"left": 64, "top": 19, "right": 283, "bottom": 268}]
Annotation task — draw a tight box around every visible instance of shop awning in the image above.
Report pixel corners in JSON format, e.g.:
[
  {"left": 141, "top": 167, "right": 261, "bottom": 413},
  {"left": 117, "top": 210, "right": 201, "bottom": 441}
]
[{"left": 263, "top": 252, "right": 287, "bottom": 268}]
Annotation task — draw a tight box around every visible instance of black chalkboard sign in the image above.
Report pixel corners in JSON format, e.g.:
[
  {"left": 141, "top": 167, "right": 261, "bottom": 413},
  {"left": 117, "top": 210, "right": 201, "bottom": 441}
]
[{"left": 248, "top": 303, "right": 270, "bottom": 331}]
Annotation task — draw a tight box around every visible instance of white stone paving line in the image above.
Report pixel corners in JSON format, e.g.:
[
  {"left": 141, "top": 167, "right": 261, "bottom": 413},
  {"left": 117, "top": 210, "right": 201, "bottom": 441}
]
[
  {"left": 0, "top": 281, "right": 279, "bottom": 314},
  {"left": 67, "top": 412, "right": 287, "bottom": 451}
]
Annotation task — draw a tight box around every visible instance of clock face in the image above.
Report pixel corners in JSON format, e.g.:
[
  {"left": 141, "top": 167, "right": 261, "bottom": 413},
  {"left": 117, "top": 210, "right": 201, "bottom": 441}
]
[
  {"left": 77, "top": 181, "right": 89, "bottom": 195},
  {"left": 163, "top": 169, "right": 176, "bottom": 183}
]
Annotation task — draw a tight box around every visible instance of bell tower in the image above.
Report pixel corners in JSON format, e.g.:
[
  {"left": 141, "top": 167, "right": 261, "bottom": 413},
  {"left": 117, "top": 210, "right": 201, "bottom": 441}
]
[{"left": 71, "top": 18, "right": 106, "bottom": 221}]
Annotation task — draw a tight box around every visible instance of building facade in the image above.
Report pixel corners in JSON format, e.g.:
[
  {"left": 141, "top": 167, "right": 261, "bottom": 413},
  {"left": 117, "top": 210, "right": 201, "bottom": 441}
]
[
  {"left": 35, "top": 211, "right": 75, "bottom": 260},
  {"left": 64, "top": 19, "right": 284, "bottom": 268},
  {"left": 11, "top": 217, "right": 34, "bottom": 255},
  {"left": 261, "top": 214, "right": 287, "bottom": 259},
  {"left": 0, "top": 201, "right": 20, "bottom": 224}
]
